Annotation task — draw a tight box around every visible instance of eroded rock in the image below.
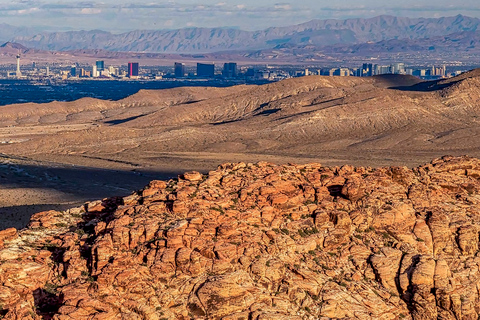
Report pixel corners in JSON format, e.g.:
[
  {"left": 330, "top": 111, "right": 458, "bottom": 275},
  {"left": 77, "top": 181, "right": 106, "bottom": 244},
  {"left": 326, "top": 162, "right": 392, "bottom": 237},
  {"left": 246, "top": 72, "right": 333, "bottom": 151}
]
[{"left": 1, "top": 156, "right": 480, "bottom": 319}]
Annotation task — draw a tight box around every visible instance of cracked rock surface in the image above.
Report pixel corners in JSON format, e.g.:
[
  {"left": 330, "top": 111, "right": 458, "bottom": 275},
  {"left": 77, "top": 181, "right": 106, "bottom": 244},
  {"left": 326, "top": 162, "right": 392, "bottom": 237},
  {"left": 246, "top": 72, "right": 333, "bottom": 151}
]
[{"left": 2, "top": 156, "right": 480, "bottom": 319}]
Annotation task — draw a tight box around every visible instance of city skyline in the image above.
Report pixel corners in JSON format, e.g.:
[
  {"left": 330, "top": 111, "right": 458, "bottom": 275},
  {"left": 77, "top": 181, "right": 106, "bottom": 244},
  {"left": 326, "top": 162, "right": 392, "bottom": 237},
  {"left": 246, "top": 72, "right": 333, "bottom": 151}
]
[
  {"left": 0, "top": 0, "right": 480, "bottom": 32},
  {"left": 5, "top": 54, "right": 458, "bottom": 83}
]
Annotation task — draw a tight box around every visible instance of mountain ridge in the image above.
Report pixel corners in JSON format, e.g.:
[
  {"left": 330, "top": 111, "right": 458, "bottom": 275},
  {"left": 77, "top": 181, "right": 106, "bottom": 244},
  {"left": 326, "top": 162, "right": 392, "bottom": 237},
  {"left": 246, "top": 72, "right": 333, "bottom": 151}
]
[{"left": 8, "top": 14, "right": 480, "bottom": 53}]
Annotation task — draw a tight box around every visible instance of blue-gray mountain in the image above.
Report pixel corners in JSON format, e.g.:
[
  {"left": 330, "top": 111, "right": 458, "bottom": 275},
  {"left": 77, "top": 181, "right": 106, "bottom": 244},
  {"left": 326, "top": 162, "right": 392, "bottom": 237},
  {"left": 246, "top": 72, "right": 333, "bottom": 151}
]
[
  {"left": 7, "top": 15, "right": 480, "bottom": 53},
  {"left": 244, "top": 30, "right": 480, "bottom": 62}
]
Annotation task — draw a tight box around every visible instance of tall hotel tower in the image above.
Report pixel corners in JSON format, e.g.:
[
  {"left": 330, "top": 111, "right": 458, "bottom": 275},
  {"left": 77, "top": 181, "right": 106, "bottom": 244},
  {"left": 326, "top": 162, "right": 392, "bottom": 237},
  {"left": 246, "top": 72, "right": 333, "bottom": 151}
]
[{"left": 16, "top": 54, "right": 22, "bottom": 78}]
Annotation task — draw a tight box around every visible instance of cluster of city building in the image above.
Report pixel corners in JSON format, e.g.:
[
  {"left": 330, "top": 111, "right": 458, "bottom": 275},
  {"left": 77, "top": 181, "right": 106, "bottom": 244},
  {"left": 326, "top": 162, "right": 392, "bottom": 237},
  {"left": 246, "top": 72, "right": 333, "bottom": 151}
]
[
  {"left": 7, "top": 56, "right": 141, "bottom": 80},
  {"left": 347, "top": 63, "right": 452, "bottom": 80},
  {"left": 173, "top": 61, "right": 461, "bottom": 81},
  {"left": 70, "top": 61, "right": 139, "bottom": 79},
  {"left": 5, "top": 55, "right": 467, "bottom": 82},
  {"left": 293, "top": 63, "right": 457, "bottom": 80}
]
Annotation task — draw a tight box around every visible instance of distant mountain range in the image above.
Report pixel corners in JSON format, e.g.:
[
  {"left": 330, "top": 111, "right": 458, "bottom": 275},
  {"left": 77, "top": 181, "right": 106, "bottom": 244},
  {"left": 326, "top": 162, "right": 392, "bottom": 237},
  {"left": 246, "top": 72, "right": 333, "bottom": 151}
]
[
  {"left": 242, "top": 30, "right": 480, "bottom": 63},
  {"left": 4, "top": 15, "right": 480, "bottom": 54},
  {"left": 324, "top": 30, "right": 480, "bottom": 55}
]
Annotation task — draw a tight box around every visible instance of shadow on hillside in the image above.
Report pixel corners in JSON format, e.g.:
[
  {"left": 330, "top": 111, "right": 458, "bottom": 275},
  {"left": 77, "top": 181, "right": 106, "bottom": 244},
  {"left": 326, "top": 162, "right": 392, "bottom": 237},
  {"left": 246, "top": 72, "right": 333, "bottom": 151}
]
[
  {"left": 0, "top": 204, "right": 82, "bottom": 231},
  {"left": 373, "top": 74, "right": 466, "bottom": 92},
  {"left": 388, "top": 81, "right": 455, "bottom": 92},
  {"left": 0, "top": 163, "right": 180, "bottom": 230},
  {"left": 373, "top": 74, "right": 448, "bottom": 92},
  {"left": 104, "top": 114, "right": 146, "bottom": 125}
]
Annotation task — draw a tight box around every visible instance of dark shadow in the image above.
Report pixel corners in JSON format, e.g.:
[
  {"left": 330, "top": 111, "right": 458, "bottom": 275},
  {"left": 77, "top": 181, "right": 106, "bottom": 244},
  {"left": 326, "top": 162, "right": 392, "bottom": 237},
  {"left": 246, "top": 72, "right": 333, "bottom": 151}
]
[
  {"left": 398, "top": 254, "right": 422, "bottom": 313},
  {"left": 0, "top": 204, "right": 81, "bottom": 231},
  {"left": 33, "top": 287, "right": 64, "bottom": 319},
  {"left": 211, "top": 119, "right": 241, "bottom": 125},
  {"left": 373, "top": 74, "right": 424, "bottom": 89},
  {"left": 79, "top": 155, "right": 141, "bottom": 167},
  {"left": 389, "top": 80, "right": 451, "bottom": 92},
  {"left": 374, "top": 74, "right": 457, "bottom": 92},
  {"left": 181, "top": 99, "right": 202, "bottom": 105},
  {"left": 0, "top": 160, "right": 181, "bottom": 230},
  {"left": 256, "top": 108, "right": 281, "bottom": 116},
  {"left": 104, "top": 114, "right": 146, "bottom": 125},
  {"left": 308, "top": 97, "right": 344, "bottom": 105},
  {"left": 386, "top": 68, "right": 480, "bottom": 92},
  {"left": 258, "top": 102, "right": 269, "bottom": 108},
  {"left": 327, "top": 185, "right": 345, "bottom": 198}
]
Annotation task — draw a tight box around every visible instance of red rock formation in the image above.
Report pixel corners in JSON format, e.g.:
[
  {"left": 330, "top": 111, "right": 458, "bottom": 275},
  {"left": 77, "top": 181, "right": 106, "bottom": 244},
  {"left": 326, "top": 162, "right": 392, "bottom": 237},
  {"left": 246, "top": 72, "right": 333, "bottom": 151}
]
[{"left": 4, "top": 156, "right": 480, "bottom": 319}]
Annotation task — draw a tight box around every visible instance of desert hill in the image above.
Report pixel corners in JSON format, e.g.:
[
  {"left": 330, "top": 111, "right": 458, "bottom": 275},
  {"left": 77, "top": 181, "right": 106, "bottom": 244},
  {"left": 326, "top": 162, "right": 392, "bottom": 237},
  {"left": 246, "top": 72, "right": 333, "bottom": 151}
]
[
  {"left": 2, "top": 70, "right": 479, "bottom": 167},
  {"left": 2, "top": 156, "right": 480, "bottom": 319},
  {"left": 2, "top": 71, "right": 480, "bottom": 229}
]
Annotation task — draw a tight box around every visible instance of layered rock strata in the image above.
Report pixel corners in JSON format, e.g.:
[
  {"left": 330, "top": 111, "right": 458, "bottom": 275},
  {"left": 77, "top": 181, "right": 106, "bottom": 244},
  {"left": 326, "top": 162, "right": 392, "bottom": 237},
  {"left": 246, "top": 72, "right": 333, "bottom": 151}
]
[{"left": 2, "top": 156, "right": 480, "bottom": 319}]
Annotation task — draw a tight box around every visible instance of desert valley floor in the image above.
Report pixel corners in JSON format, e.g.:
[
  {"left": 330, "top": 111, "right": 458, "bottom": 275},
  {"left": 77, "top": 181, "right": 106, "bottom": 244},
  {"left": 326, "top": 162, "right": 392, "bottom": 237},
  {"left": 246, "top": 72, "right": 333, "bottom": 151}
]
[{"left": 2, "top": 71, "right": 480, "bottom": 228}]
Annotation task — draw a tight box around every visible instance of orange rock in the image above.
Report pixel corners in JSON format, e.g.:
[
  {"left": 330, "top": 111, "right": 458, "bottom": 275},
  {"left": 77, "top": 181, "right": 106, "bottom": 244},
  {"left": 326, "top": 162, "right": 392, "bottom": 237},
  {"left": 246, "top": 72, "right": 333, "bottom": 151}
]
[
  {"left": 4, "top": 157, "right": 480, "bottom": 319},
  {"left": 28, "top": 210, "right": 62, "bottom": 228},
  {"left": 0, "top": 228, "right": 17, "bottom": 243},
  {"left": 183, "top": 171, "right": 203, "bottom": 181},
  {"left": 269, "top": 193, "right": 289, "bottom": 206}
]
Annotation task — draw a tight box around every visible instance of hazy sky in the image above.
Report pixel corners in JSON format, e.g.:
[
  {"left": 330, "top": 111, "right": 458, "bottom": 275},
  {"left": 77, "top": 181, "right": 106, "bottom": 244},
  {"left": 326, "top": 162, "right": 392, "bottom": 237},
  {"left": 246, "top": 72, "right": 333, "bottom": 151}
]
[{"left": 1, "top": 0, "right": 480, "bottom": 32}]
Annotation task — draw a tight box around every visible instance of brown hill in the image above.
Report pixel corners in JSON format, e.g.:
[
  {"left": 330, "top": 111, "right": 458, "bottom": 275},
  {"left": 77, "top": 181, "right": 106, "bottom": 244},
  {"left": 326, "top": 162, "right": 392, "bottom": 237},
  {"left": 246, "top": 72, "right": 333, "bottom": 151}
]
[
  {"left": 2, "top": 70, "right": 480, "bottom": 168},
  {"left": 2, "top": 71, "right": 480, "bottom": 228},
  {"left": 2, "top": 156, "right": 480, "bottom": 319}
]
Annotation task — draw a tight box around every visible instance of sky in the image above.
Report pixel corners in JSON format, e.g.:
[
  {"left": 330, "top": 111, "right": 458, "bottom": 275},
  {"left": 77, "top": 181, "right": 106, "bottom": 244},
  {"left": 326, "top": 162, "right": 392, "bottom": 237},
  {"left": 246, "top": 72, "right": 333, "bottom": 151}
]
[{"left": 1, "top": 0, "right": 480, "bottom": 33}]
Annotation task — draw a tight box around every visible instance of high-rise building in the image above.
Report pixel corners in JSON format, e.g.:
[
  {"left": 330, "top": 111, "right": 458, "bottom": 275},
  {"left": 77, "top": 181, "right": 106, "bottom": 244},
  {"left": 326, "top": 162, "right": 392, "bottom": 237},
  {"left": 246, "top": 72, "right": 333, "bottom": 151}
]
[
  {"left": 16, "top": 54, "right": 21, "bottom": 78},
  {"left": 197, "top": 63, "right": 215, "bottom": 78},
  {"left": 70, "top": 66, "right": 76, "bottom": 77},
  {"left": 109, "top": 66, "right": 119, "bottom": 76},
  {"left": 391, "top": 63, "right": 405, "bottom": 74},
  {"left": 128, "top": 62, "right": 139, "bottom": 78},
  {"left": 222, "top": 62, "right": 237, "bottom": 78},
  {"left": 334, "top": 68, "right": 350, "bottom": 77},
  {"left": 174, "top": 62, "right": 186, "bottom": 78},
  {"left": 362, "top": 63, "right": 373, "bottom": 77},
  {"left": 374, "top": 65, "right": 391, "bottom": 75},
  {"left": 93, "top": 65, "right": 98, "bottom": 77},
  {"left": 96, "top": 60, "right": 105, "bottom": 71}
]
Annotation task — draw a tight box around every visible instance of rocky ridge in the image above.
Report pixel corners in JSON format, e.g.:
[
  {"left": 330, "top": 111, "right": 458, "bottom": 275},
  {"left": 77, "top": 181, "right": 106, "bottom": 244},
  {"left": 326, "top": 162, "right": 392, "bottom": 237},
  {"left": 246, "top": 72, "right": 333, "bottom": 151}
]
[{"left": 2, "top": 156, "right": 480, "bottom": 319}]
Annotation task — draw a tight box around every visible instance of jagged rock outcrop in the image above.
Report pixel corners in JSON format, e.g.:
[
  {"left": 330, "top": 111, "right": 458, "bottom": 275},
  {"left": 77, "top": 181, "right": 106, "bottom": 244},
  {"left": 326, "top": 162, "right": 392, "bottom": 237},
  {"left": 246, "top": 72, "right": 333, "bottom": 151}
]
[{"left": 4, "top": 156, "right": 480, "bottom": 319}]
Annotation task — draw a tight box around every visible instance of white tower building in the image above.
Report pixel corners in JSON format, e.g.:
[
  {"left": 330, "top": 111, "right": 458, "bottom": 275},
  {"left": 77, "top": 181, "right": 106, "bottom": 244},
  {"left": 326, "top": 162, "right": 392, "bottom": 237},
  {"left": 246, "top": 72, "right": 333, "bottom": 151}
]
[{"left": 16, "top": 54, "right": 22, "bottom": 78}]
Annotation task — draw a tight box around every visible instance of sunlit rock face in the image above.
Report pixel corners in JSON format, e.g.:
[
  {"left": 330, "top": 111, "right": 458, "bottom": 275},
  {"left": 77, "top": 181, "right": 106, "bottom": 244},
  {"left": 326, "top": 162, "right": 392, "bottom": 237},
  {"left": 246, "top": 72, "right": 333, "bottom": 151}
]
[{"left": 3, "top": 156, "right": 480, "bottom": 319}]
